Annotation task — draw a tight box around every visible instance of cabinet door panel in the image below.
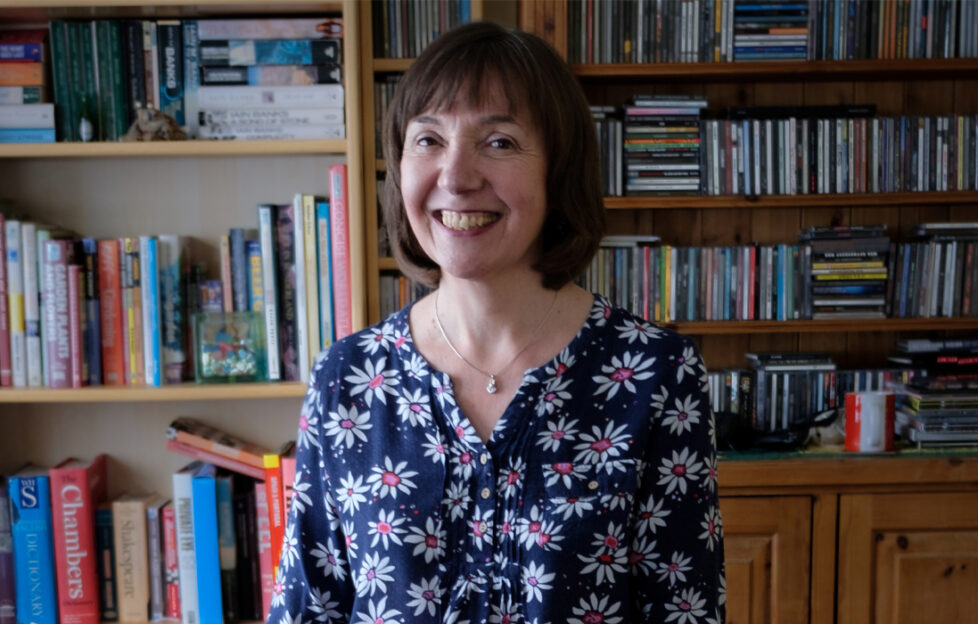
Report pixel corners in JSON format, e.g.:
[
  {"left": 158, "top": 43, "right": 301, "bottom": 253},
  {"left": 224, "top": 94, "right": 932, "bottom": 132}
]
[
  {"left": 720, "top": 496, "right": 812, "bottom": 624},
  {"left": 838, "top": 491, "right": 978, "bottom": 624}
]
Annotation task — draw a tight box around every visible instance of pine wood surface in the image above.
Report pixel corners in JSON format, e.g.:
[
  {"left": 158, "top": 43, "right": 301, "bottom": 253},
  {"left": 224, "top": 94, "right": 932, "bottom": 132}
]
[
  {"left": 0, "top": 382, "right": 306, "bottom": 402},
  {"left": 604, "top": 191, "right": 978, "bottom": 210},
  {"left": 0, "top": 140, "right": 348, "bottom": 159}
]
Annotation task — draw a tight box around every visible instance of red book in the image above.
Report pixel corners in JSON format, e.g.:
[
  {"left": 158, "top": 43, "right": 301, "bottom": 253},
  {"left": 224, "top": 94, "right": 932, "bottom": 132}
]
[
  {"left": 161, "top": 503, "right": 180, "bottom": 620},
  {"left": 0, "top": 212, "right": 10, "bottom": 387},
  {"left": 49, "top": 455, "right": 108, "bottom": 624},
  {"left": 97, "top": 239, "right": 125, "bottom": 385},
  {"left": 262, "top": 441, "right": 295, "bottom": 582},
  {"left": 328, "top": 163, "right": 353, "bottom": 339},
  {"left": 68, "top": 264, "right": 83, "bottom": 388},
  {"left": 43, "top": 239, "right": 72, "bottom": 388},
  {"left": 165, "top": 439, "right": 265, "bottom": 480},
  {"left": 254, "top": 483, "right": 273, "bottom": 620}
]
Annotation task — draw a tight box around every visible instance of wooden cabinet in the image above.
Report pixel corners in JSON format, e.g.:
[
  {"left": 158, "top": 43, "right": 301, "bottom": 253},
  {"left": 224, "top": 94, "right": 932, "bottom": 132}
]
[{"left": 838, "top": 491, "right": 978, "bottom": 624}]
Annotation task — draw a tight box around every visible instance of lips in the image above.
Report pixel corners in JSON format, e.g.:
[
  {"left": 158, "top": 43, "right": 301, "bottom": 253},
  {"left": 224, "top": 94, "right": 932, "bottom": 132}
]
[{"left": 437, "top": 210, "right": 500, "bottom": 231}]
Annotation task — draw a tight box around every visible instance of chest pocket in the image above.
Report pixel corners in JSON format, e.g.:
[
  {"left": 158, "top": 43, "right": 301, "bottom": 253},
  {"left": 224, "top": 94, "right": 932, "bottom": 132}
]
[{"left": 541, "top": 458, "right": 640, "bottom": 521}]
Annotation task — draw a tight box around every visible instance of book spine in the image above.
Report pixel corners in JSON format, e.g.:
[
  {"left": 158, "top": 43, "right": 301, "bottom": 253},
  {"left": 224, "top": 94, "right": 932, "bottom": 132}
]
[
  {"left": 302, "top": 195, "right": 321, "bottom": 363},
  {"left": 156, "top": 21, "right": 185, "bottom": 126},
  {"left": 5, "top": 220, "right": 25, "bottom": 387},
  {"left": 49, "top": 458, "right": 106, "bottom": 624},
  {"left": 145, "top": 506, "right": 164, "bottom": 621},
  {"left": 315, "top": 201, "right": 334, "bottom": 348},
  {"left": 121, "top": 20, "right": 146, "bottom": 127},
  {"left": 157, "top": 235, "right": 187, "bottom": 384},
  {"left": 253, "top": 484, "right": 272, "bottom": 621},
  {"left": 125, "top": 238, "right": 145, "bottom": 386},
  {"left": 118, "top": 240, "right": 132, "bottom": 385},
  {"left": 161, "top": 505, "right": 180, "bottom": 620},
  {"left": 42, "top": 239, "right": 70, "bottom": 388},
  {"left": 18, "top": 223, "right": 41, "bottom": 387},
  {"left": 80, "top": 239, "right": 102, "bottom": 386},
  {"left": 232, "top": 489, "right": 259, "bottom": 621},
  {"left": 215, "top": 477, "right": 237, "bottom": 624},
  {"left": 262, "top": 455, "right": 285, "bottom": 583},
  {"left": 229, "top": 228, "right": 249, "bottom": 312},
  {"left": 171, "top": 470, "right": 198, "bottom": 624},
  {"left": 112, "top": 499, "right": 149, "bottom": 623},
  {"left": 246, "top": 240, "right": 264, "bottom": 313},
  {"left": 182, "top": 20, "right": 200, "bottom": 138},
  {"left": 142, "top": 21, "right": 159, "bottom": 110},
  {"left": 93, "top": 21, "right": 115, "bottom": 141},
  {"left": 328, "top": 164, "right": 353, "bottom": 339},
  {"left": 257, "top": 205, "right": 280, "bottom": 381},
  {"left": 191, "top": 474, "right": 223, "bottom": 624},
  {"left": 195, "top": 84, "right": 344, "bottom": 109},
  {"left": 68, "top": 265, "right": 83, "bottom": 388},
  {"left": 275, "top": 203, "right": 300, "bottom": 382},
  {"left": 0, "top": 479, "right": 12, "bottom": 624},
  {"left": 139, "top": 236, "right": 162, "bottom": 387},
  {"left": 94, "top": 507, "right": 118, "bottom": 622},
  {"left": 219, "top": 234, "right": 233, "bottom": 313},
  {"left": 9, "top": 474, "right": 59, "bottom": 624},
  {"left": 0, "top": 214, "right": 9, "bottom": 387},
  {"left": 291, "top": 194, "right": 311, "bottom": 382}
]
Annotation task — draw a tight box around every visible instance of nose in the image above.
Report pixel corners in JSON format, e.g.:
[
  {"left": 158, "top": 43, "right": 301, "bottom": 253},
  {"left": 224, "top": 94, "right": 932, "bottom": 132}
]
[{"left": 438, "top": 144, "right": 483, "bottom": 195}]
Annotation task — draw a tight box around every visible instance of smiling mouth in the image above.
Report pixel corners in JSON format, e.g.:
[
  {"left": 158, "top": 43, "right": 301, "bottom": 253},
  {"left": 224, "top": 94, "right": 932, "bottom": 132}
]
[{"left": 438, "top": 210, "right": 500, "bottom": 231}]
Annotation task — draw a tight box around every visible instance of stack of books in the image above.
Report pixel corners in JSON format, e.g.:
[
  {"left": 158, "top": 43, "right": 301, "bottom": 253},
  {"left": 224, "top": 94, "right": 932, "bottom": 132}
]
[
  {"left": 591, "top": 105, "right": 623, "bottom": 197},
  {"left": 801, "top": 224, "right": 891, "bottom": 320},
  {"left": 0, "top": 29, "right": 54, "bottom": 143},
  {"left": 745, "top": 352, "right": 838, "bottom": 433},
  {"left": 624, "top": 94, "right": 706, "bottom": 196},
  {"left": 890, "top": 375, "right": 978, "bottom": 448},
  {"left": 196, "top": 18, "right": 344, "bottom": 141},
  {"left": 890, "top": 222, "right": 978, "bottom": 318},
  {"left": 733, "top": 0, "right": 810, "bottom": 61}
]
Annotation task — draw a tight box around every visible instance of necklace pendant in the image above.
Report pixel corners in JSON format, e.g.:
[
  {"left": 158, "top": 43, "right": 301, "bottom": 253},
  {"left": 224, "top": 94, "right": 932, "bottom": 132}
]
[{"left": 486, "top": 375, "right": 497, "bottom": 394}]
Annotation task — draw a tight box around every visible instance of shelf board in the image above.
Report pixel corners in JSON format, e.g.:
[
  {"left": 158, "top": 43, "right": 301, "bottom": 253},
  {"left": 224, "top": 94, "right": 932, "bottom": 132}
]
[
  {"left": 373, "top": 58, "right": 414, "bottom": 72},
  {"left": 0, "top": 139, "right": 347, "bottom": 159},
  {"left": 376, "top": 159, "right": 387, "bottom": 172},
  {"left": 573, "top": 58, "right": 978, "bottom": 81},
  {"left": 605, "top": 190, "right": 978, "bottom": 210},
  {"left": 378, "top": 257, "right": 398, "bottom": 270},
  {"left": 0, "top": 382, "right": 307, "bottom": 403},
  {"left": 665, "top": 317, "right": 978, "bottom": 335},
  {"left": 1, "top": 0, "right": 341, "bottom": 7}
]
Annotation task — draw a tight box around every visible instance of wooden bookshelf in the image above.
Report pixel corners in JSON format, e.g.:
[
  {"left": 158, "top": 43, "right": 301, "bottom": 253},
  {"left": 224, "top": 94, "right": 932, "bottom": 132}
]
[
  {"left": 605, "top": 190, "right": 978, "bottom": 211},
  {"left": 668, "top": 317, "right": 978, "bottom": 335},
  {"left": 0, "top": 139, "right": 348, "bottom": 159},
  {"left": 0, "top": 382, "right": 307, "bottom": 403}
]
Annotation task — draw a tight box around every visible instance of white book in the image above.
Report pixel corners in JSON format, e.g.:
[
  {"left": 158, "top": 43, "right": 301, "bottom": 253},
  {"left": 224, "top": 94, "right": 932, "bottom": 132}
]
[
  {"left": 172, "top": 464, "right": 199, "bottom": 624},
  {"left": 139, "top": 236, "right": 162, "bottom": 387},
  {"left": 5, "top": 219, "right": 25, "bottom": 387},
  {"left": 198, "top": 107, "right": 345, "bottom": 126},
  {"left": 20, "top": 222, "right": 41, "bottom": 387},
  {"left": 258, "top": 204, "right": 281, "bottom": 381},
  {"left": 765, "top": 119, "right": 773, "bottom": 195},
  {"left": 0, "top": 103, "right": 55, "bottom": 129},
  {"left": 197, "top": 123, "right": 344, "bottom": 140},
  {"left": 196, "top": 84, "right": 344, "bottom": 109},
  {"left": 35, "top": 227, "right": 51, "bottom": 386},
  {"left": 752, "top": 120, "right": 761, "bottom": 196},
  {"left": 291, "top": 194, "right": 310, "bottom": 383},
  {"left": 301, "top": 195, "right": 320, "bottom": 367}
]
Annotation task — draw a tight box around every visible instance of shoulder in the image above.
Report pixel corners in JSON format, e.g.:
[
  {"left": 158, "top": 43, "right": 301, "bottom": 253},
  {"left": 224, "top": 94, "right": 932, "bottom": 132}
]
[
  {"left": 589, "top": 294, "right": 696, "bottom": 359},
  {"left": 311, "top": 305, "right": 414, "bottom": 383}
]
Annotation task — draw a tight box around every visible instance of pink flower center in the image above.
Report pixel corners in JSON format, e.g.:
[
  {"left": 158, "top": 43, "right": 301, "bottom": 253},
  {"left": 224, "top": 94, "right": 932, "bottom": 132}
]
[
  {"left": 610, "top": 368, "right": 633, "bottom": 382},
  {"left": 584, "top": 612, "right": 604, "bottom": 624},
  {"left": 680, "top": 601, "right": 691, "bottom": 611},
  {"left": 299, "top": 414, "right": 309, "bottom": 430},
  {"left": 628, "top": 551, "right": 644, "bottom": 565},
  {"left": 669, "top": 563, "right": 679, "bottom": 572},
  {"left": 545, "top": 392, "right": 557, "bottom": 402},
  {"left": 672, "top": 465, "right": 686, "bottom": 476},
  {"left": 501, "top": 522, "right": 512, "bottom": 533},
  {"left": 340, "top": 419, "right": 355, "bottom": 429},
  {"left": 374, "top": 619, "right": 384, "bottom": 624},
  {"left": 553, "top": 462, "right": 573, "bottom": 475},
  {"left": 528, "top": 576, "right": 538, "bottom": 586},
  {"left": 460, "top": 452, "right": 472, "bottom": 465},
  {"left": 602, "top": 306, "right": 612, "bottom": 319},
  {"left": 425, "top": 535, "right": 439, "bottom": 548},
  {"left": 381, "top": 472, "right": 401, "bottom": 487},
  {"left": 604, "top": 536, "right": 618, "bottom": 548},
  {"left": 537, "top": 533, "right": 551, "bottom": 546},
  {"left": 410, "top": 404, "right": 422, "bottom": 413},
  {"left": 555, "top": 363, "right": 568, "bottom": 376},
  {"left": 678, "top": 412, "right": 688, "bottom": 421},
  {"left": 436, "top": 444, "right": 444, "bottom": 453},
  {"left": 423, "top": 590, "right": 434, "bottom": 600},
  {"left": 599, "top": 554, "right": 612, "bottom": 563},
  {"left": 394, "top": 336, "right": 407, "bottom": 348},
  {"left": 377, "top": 522, "right": 391, "bottom": 534},
  {"left": 590, "top": 438, "right": 612, "bottom": 453},
  {"left": 369, "top": 374, "right": 384, "bottom": 389},
  {"left": 507, "top": 471, "right": 519, "bottom": 485},
  {"left": 473, "top": 522, "right": 484, "bottom": 536},
  {"left": 346, "top": 488, "right": 354, "bottom": 496},
  {"left": 528, "top": 521, "right": 542, "bottom": 534},
  {"left": 366, "top": 569, "right": 376, "bottom": 580},
  {"left": 552, "top": 430, "right": 565, "bottom": 440}
]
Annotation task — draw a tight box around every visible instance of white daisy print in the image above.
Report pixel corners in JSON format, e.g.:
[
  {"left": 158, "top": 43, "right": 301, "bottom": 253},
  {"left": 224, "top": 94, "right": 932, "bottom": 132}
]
[
  {"left": 568, "top": 593, "right": 623, "bottom": 624},
  {"left": 573, "top": 421, "right": 631, "bottom": 465},
  {"left": 551, "top": 495, "right": 594, "bottom": 520},
  {"left": 353, "top": 596, "right": 402, "bottom": 624},
  {"left": 589, "top": 301, "right": 615, "bottom": 327},
  {"left": 306, "top": 587, "right": 342, "bottom": 623},
  {"left": 663, "top": 394, "right": 702, "bottom": 435},
  {"left": 421, "top": 432, "right": 447, "bottom": 464},
  {"left": 544, "top": 347, "right": 576, "bottom": 378},
  {"left": 521, "top": 561, "right": 555, "bottom": 603},
  {"left": 368, "top": 508, "right": 406, "bottom": 549},
  {"left": 279, "top": 522, "right": 298, "bottom": 571},
  {"left": 497, "top": 458, "right": 525, "bottom": 497},
  {"left": 536, "top": 376, "right": 573, "bottom": 416},
  {"left": 592, "top": 351, "right": 656, "bottom": 399},
  {"left": 344, "top": 356, "right": 399, "bottom": 406},
  {"left": 656, "top": 447, "right": 703, "bottom": 495},
  {"left": 366, "top": 457, "right": 418, "bottom": 499},
  {"left": 443, "top": 482, "right": 471, "bottom": 522},
  {"left": 406, "top": 577, "right": 444, "bottom": 617},
  {"left": 357, "top": 322, "right": 395, "bottom": 355},
  {"left": 578, "top": 544, "right": 628, "bottom": 585},
  {"left": 536, "top": 416, "right": 580, "bottom": 452},
  {"left": 336, "top": 472, "right": 369, "bottom": 513},
  {"left": 664, "top": 588, "right": 707, "bottom": 624},
  {"left": 671, "top": 344, "right": 699, "bottom": 384},
  {"left": 615, "top": 317, "right": 664, "bottom": 344},
  {"left": 699, "top": 506, "right": 722, "bottom": 551},
  {"left": 628, "top": 535, "right": 660, "bottom": 576},
  {"left": 541, "top": 460, "right": 589, "bottom": 488},
  {"left": 289, "top": 470, "right": 313, "bottom": 515},
  {"left": 658, "top": 551, "right": 693, "bottom": 586},
  {"left": 296, "top": 406, "right": 321, "bottom": 450},
  {"left": 310, "top": 540, "right": 347, "bottom": 582},
  {"left": 396, "top": 387, "right": 432, "bottom": 427},
  {"left": 404, "top": 517, "right": 446, "bottom": 563},
  {"left": 635, "top": 492, "right": 671, "bottom": 535},
  {"left": 323, "top": 404, "right": 372, "bottom": 449},
  {"left": 355, "top": 552, "right": 395, "bottom": 597}
]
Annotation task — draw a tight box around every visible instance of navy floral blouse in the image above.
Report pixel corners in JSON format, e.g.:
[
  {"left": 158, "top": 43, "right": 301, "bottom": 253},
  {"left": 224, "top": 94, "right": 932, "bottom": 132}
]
[{"left": 267, "top": 294, "right": 725, "bottom": 624}]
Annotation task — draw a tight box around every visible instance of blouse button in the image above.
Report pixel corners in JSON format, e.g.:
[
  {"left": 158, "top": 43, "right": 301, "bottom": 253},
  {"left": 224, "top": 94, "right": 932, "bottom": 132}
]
[
  {"left": 587, "top": 480, "right": 599, "bottom": 490},
  {"left": 478, "top": 521, "right": 488, "bottom": 533},
  {"left": 480, "top": 487, "right": 492, "bottom": 499},
  {"left": 479, "top": 453, "right": 489, "bottom": 465}
]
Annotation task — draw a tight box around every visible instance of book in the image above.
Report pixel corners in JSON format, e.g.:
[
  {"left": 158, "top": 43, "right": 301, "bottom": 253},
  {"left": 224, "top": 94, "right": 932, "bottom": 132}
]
[
  {"left": 262, "top": 442, "right": 295, "bottom": 582},
  {"left": 0, "top": 104, "right": 55, "bottom": 129},
  {"left": 232, "top": 486, "right": 259, "bottom": 621},
  {"left": 8, "top": 465, "right": 58, "bottom": 624},
  {"left": 113, "top": 493, "right": 164, "bottom": 622},
  {"left": 219, "top": 234, "right": 233, "bottom": 313},
  {"left": 160, "top": 504, "right": 180, "bottom": 620},
  {"left": 79, "top": 240, "right": 102, "bottom": 386},
  {"left": 215, "top": 476, "right": 238, "bottom": 624},
  {"left": 97, "top": 240, "right": 124, "bottom": 385},
  {"left": 145, "top": 497, "right": 167, "bottom": 622},
  {"left": 5, "top": 219, "right": 25, "bottom": 387},
  {"left": 171, "top": 463, "right": 199, "bottom": 624},
  {"left": 198, "top": 39, "right": 341, "bottom": 66},
  {"left": 123, "top": 237, "right": 144, "bottom": 386},
  {"left": 49, "top": 455, "right": 108, "bottom": 624},
  {"left": 301, "top": 194, "right": 321, "bottom": 366},
  {"left": 257, "top": 204, "right": 280, "bottom": 381},
  {"left": 166, "top": 417, "right": 271, "bottom": 470},
  {"left": 94, "top": 505, "right": 118, "bottom": 622},
  {"left": 198, "top": 107, "right": 344, "bottom": 126},
  {"left": 165, "top": 438, "right": 265, "bottom": 480},
  {"left": 191, "top": 464, "right": 223, "bottom": 624},
  {"left": 0, "top": 86, "right": 47, "bottom": 105},
  {"left": 315, "top": 200, "right": 333, "bottom": 349},
  {"left": 274, "top": 201, "right": 300, "bottom": 382},
  {"left": 139, "top": 236, "right": 162, "bottom": 386},
  {"left": 0, "top": 28, "right": 47, "bottom": 61},
  {"left": 196, "top": 84, "right": 344, "bottom": 109},
  {"left": 200, "top": 64, "right": 341, "bottom": 86},
  {"left": 0, "top": 213, "right": 9, "bottom": 387},
  {"left": 195, "top": 18, "right": 342, "bottom": 40},
  {"left": 182, "top": 20, "right": 200, "bottom": 139},
  {"left": 156, "top": 21, "right": 184, "bottom": 127},
  {"left": 0, "top": 128, "right": 56, "bottom": 143},
  {"left": 253, "top": 484, "right": 272, "bottom": 621},
  {"left": 228, "top": 228, "right": 249, "bottom": 313},
  {"left": 0, "top": 63, "right": 45, "bottom": 87},
  {"left": 42, "top": 239, "right": 71, "bottom": 388},
  {"left": 328, "top": 164, "right": 353, "bottom": 339},
  {"left": 19, "top": 222, "right": 41, "bottom": 387},
  {"left": 290, "top": 194, "right": 310, "bottom": 383},
  {"left": 68, "top": 264, "right": 83, "bottom": 388},
  {"left": 157, "top": 235, "right": 188, "bottom": 384},
  {"left": 0, "top": 478, "right": 15, "bottom": 624}
]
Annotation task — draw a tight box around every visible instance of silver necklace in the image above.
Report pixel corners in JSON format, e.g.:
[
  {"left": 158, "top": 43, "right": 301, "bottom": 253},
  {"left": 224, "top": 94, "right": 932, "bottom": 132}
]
[{"left": 433, "top": 289, "right": 559, "bottom": 394}]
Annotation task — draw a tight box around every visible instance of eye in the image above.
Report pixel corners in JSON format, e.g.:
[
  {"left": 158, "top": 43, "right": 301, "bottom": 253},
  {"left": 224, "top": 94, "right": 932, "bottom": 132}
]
[
  {"left": 415, "top": 135, "right": 438, "bottom": 147},
  {"left": 488, "top": 136, "right": 516, "bottom": 150}
]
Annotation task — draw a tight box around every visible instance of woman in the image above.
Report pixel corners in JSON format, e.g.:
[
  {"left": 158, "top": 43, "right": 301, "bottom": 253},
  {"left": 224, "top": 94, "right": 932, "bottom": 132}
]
[{"left": 267, "top": 21, "right": 725, "bottom": 624}]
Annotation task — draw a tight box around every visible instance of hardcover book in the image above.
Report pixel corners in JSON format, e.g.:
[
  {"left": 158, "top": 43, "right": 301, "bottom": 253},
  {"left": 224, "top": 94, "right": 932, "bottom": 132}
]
[
  {"left": 0, "top": 477, "right": 14, "bottom": 624},
  {"left": 328, "top": 164, "right": 353, "bottom": 339},
  {"left": 80, "top": 239, "right": 102, "bottom": 386},
  {"left": 160, "top": 504, "right": 180, "bottom": 620},
  {"left": 49, "top": 455, "right": 108, "bottom": 624},
  {"left": 42, "top": 239, "right": 72, "bottom": 388},
  {"left": 145, "top": 497, "right": 167, "bottom": 621},
  {"left": 8, "top": 465, "right": 59, "bottom": 624},
  {"left": 274, "top": 202, "right": 300, "bottom": 382},
  {"left": 171, "top": 463, "right": 199, "bottom": 624},
  {"left": 139, "top": 236, "right": 162, "bottom": 387},
  {"left": 97, "top": 239, "right": 124, "bottom": 385},
  {"left": 257, "top": 204, "right": 280, "bottom": 381},
  {"left": 166, "top": 417, "right": 271, "bottom": 470},
  {"left": 113, "top": 493, "right": 165, "bottom": 623},
  {"left": 68, "top": 264, "right": 83, "bottom": 388},
  {"left": 0, "top": 213, "right": 10, "bottom": 387},
  {"left": 157, "top": 235, "right": 188, "bottom": 384},
  {"left": 94, "top": 505, "right": 118, "bottom": 622},
  {"left": 191, "top": 464, "right": 223, "bottom": 624},
  {"left": 215, "top": 476, "right": 238, "bottom": 624},
  {"left": 156, "top": 21, "right": 185, "bottom": 127},
  {"left": 5, "top": 219, "right": 25, "bottom": 387}
]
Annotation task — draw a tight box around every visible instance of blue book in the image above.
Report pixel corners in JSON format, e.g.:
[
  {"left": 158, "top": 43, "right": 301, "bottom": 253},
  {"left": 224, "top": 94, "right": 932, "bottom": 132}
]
[
  {"left": 245, "top": 240, "right": 264, "bottom": 313},
  {"left": 460, "top": 0, "right": 471, "bottom": 23},
  {"left": 0, "top": 128, "right": 56, "bottom": 143},
  {"left": 229, "top": 228, "right": 249, "bottom": 312},
  {"left": 80, "top": 239, "right": 103, "bottom": 386},
  {"left": 157, "top": 235, "right": 188, "bottom": 384},
  {"left": 139, "top": 236, "right": 162, "bottom": 386},
  {"left": 191, "top": 464, "right": 223, "bottom": 624},
  {"left": 8, "top": 466, "right": 58, "bottom": 624},
  {"left": 157, "top": 21, "right": 185, "bottom": 126},
  {"left": 182, "top": 20, "right": 200, "bottom": 138}
]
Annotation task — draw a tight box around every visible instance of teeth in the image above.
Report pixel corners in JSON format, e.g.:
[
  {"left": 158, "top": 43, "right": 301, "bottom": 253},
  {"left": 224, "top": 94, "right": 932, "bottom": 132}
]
[{"left": 440, "top": 211, "right": 498, "bottom": 231}]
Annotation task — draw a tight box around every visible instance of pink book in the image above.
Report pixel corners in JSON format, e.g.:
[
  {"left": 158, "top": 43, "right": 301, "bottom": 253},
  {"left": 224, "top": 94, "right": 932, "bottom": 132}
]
[
  {"left": 161, "top": 503, "right": 180, "bottom": 620},
  {"left": 49, "top": 455, "right": 108, "bottom": 624},
  {"left": 0, "top": 212, "right": 10, "bottom": 386},
  {"left": 328, "top": 163, "right": 353, "bottom": 339},
  {"left": 68, "top": 264, "right": 83, "bottom": 388},
  {"left": 254, "top": 483, "right": 273, "bottom": 620},
  {"left": 43, "top": 239, "right": 72, "bottom": 388},
  {"left": 97, "top": 240, "right": 125, "bottom": 385}
]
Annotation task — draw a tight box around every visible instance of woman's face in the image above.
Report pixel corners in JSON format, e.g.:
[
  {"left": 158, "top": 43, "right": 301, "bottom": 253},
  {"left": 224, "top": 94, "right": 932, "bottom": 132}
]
[{"left": 399, "top": 87, "right": 548, "bottom": 284}]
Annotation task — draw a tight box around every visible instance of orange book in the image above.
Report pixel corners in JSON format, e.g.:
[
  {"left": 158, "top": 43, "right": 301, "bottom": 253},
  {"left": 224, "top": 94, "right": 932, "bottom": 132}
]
[
  {"left": 0, "top": 62, "right": 44, "bottom": 86},
  {"left": 97, "top": 240, "right": 125, "bottom": 385},
  {"left": 166, "top": 417, "right": 271, "bottom": 470},
  {"left": 262, "top": 441, "right": 295, "bottom": 581}
]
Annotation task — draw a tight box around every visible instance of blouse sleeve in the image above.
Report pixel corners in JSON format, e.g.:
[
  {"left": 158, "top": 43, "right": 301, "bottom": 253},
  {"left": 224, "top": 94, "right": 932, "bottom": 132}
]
[
  {"left": 629, "top": 335, "right": 726, "bottom": 623},
  {"left": 265, "top": 361, "right": 355, "bottom": 624}
]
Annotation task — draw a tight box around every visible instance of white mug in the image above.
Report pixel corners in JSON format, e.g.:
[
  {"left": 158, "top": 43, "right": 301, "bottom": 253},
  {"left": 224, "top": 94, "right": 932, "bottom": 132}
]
[{"left": 844, "top": 391, "right": 895, "bottom": 453}]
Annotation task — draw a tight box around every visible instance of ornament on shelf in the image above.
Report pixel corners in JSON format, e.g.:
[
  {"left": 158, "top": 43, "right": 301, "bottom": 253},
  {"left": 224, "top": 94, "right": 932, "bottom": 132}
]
[{"left": 122, "top": 105, "right": 187, "bottom": 141}]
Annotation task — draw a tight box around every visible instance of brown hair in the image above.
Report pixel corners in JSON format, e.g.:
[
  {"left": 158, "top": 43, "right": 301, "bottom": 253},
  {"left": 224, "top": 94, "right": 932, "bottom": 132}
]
[{"left": 382, "top": 21, "right": 605, "bottom": 290}]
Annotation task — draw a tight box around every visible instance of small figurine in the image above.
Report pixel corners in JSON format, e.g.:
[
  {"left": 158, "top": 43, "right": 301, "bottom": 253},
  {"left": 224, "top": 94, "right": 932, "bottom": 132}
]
[{"left": 122, "top": 105, "right": 187, "bottom": 141}]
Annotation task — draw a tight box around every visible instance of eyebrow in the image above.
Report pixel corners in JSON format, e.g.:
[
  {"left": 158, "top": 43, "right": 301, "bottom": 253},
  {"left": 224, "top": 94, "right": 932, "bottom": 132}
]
[{"left": 410, "top": 113, "right": 519, "bottom": 127}]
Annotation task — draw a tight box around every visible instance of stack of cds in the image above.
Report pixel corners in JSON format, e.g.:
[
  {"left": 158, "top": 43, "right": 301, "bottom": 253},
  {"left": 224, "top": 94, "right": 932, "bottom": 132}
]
[{"left": 623, "top": 95, "right": 706, "bottom": 196}]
